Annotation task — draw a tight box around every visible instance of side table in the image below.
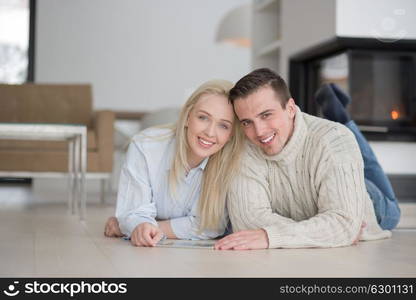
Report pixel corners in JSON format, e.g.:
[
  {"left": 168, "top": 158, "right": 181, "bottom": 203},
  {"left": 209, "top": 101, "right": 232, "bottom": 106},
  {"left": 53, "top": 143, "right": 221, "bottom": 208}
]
[{"left": 0, "top": 123, "right": 87, "bottom": 220}]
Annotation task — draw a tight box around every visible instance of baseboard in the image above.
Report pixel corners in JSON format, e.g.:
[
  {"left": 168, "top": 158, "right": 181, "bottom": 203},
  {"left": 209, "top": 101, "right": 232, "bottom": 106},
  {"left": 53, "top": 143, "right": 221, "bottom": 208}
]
[
  {"left": 0, "top": 177, "right": 32, "bottom": 184},
  {"left": 388, "top": 174, "right": 416, "bottom": 202}
]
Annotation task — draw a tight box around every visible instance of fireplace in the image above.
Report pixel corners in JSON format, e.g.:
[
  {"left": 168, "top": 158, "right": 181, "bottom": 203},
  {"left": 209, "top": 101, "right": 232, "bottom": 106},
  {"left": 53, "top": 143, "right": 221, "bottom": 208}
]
[{"left": 289, "top": 37, "right": 416, "bottom": 141}]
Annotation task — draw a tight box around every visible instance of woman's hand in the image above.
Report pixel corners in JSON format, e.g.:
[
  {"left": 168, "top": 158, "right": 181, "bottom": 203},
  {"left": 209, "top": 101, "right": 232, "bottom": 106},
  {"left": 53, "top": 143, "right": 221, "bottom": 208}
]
[
  {"left": 104, "top": 217, "right": 124, "bottom": 237},
  {"left": 131, "top": 222, "right": 165, "bottom": 247}
]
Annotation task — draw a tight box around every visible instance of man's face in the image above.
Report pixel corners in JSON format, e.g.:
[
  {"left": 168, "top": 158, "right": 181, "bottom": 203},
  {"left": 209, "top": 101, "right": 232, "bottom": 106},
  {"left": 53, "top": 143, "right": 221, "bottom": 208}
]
[{"left": 234, "top": 86, "right": 296, "bottom": 156}]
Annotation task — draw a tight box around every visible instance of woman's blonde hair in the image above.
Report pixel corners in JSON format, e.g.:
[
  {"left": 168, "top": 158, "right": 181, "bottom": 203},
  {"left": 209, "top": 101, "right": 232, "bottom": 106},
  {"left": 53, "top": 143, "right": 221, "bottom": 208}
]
[{"left": 169, "top": 79, "right": 244, "bottom": 232}]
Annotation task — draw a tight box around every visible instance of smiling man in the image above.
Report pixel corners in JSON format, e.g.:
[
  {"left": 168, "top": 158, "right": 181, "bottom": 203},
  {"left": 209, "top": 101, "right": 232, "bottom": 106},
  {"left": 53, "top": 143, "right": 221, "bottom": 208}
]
[{"left": 214, "top": 68, "right": 392, "bottom": 250}]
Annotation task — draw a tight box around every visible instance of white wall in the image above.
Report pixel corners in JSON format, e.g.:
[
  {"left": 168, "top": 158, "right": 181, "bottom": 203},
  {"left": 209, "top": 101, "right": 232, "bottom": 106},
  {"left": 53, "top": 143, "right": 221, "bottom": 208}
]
[
  {"left": 35, "top": 0, "right": 416, "bottom": 175},
  {"left": 336, "top": 0, "right": 416, "bottom": 40},
  {"left": 35, "top": 0, "right": 250, "bottom": 111},
  {"left": 370, "top": 142, "right": 416, "bottom": 175},
  {"left": 281, "top": 0, "right": 336, "bottom": 80}
]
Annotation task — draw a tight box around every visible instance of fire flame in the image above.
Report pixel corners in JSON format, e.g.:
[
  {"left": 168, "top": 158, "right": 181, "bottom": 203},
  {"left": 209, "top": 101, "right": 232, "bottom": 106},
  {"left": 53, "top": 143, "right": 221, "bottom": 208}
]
[{"left": 391, "top": 110, "right": 399, "bottom": 120}]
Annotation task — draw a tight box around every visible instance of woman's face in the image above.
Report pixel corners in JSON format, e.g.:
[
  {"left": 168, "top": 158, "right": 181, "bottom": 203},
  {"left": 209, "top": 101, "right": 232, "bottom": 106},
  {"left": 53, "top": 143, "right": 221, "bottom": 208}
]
[{"left": 186, "top": 93, "right": 235, "bottom": 168}]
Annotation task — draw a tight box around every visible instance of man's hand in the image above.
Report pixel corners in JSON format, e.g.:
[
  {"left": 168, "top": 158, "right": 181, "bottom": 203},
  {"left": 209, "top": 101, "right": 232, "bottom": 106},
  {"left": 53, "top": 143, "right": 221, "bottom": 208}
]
[
  {"left": 214, "top": 229, "right": 269, "bottom": 250},
  {"left": 104, "top": 217, "right": 124, "bottom": 237},
  {"left": 130, "top": 222, "right": 165, "bottom": 247}
]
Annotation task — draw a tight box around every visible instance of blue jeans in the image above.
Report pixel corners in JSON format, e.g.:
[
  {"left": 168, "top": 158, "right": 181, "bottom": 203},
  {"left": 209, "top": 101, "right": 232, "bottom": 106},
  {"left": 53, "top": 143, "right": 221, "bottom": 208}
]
[{"left": 345, "top": 121, "right": 401, "bottom": 230}]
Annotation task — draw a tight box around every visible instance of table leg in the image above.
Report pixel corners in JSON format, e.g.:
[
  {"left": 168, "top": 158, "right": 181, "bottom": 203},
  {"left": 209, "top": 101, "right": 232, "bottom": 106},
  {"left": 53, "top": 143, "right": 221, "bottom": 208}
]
[
  {"left": 80, "top": 128, "right": 87, "bottom": 221},
  {"left": 74, "top": 134, "right": 81, "bottom": 216},
  {"left": 67, "top": 138, "right": 74, "bottom": 214}
]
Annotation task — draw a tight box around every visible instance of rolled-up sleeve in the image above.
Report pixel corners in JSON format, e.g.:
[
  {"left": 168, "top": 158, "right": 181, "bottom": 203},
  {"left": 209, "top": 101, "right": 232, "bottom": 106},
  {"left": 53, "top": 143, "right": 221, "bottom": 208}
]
[
  {"left": 170, "top": 216, "right": 226, "bottom": 240},
  {"left": 115, "top": 140, "right": 157, "bottom": 237}
]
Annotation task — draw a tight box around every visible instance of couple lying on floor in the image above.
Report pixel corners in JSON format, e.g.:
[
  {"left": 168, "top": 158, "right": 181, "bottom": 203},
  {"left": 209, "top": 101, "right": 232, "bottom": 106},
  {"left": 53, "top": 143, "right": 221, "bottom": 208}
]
[{"left": 104, "top": 68, "right": 400, "bottom": 250}]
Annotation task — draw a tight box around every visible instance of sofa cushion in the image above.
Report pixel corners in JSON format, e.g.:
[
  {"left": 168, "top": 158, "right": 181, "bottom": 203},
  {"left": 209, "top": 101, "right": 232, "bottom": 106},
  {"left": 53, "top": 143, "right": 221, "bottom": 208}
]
[{"left": 0, "top": 150, "right": 101, "bottom": 172}]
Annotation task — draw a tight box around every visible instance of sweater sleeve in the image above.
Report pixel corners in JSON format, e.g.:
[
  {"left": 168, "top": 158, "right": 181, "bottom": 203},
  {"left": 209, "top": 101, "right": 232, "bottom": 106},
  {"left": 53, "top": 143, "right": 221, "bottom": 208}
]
[
  {"left": 227, "top": 152, "right": 365, "bottom": 248},
  {"left": 227, "top": 154, "right": 297, "bottom": 233},
  {"left": 264, "top": 162, "right": 366, "bottom": 248}
]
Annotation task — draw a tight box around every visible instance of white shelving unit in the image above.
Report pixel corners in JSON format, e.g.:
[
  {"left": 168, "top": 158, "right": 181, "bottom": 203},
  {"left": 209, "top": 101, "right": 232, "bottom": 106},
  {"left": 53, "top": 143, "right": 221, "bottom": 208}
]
[
  {"left": 252, "top": 0, "right": 281, "bottom": 73},
  {"left": 251, "top": 0, "right": 337, "bottom": 79},
  {"left": 255, "top": 0, "right": 278, "bottom": 12}
]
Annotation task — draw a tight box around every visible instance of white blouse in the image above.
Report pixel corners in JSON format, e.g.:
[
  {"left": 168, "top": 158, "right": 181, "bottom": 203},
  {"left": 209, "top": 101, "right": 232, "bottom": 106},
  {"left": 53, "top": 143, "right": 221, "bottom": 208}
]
[{"left": 115, "top": 126, "right": 226, "bottom": 240}]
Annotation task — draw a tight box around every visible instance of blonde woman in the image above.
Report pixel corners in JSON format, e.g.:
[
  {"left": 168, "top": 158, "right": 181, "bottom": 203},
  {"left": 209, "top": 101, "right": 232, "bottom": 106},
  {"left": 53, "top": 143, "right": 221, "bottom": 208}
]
[{"left": 104, "top": 79, "right": 244, "bottom": 247}]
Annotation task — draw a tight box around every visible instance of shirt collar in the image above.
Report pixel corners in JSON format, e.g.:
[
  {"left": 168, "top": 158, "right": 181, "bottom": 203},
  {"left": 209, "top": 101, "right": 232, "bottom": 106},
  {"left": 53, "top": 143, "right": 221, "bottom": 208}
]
[
  {"left": 165, "top": 138, "right": 209, "bottom": 171},
  {"left": 198, "top": 157, "right": 209, "bottom": 170}
]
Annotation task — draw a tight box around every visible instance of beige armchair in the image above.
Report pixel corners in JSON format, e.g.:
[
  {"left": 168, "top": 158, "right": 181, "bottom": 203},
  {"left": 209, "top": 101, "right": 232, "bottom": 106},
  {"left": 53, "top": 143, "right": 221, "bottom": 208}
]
[{"left": 0, "top": 83, "right": 115, "bottom": 199}]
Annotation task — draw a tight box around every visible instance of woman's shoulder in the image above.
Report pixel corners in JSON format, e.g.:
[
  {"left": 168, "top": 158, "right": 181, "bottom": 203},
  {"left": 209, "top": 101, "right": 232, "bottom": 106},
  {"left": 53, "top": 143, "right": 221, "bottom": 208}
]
[
  {"left": 138, "top": 125, "right": 175, "bottom": 139},
  {"left": 130, "top": 125, "right": 176, "bottom": 153}
]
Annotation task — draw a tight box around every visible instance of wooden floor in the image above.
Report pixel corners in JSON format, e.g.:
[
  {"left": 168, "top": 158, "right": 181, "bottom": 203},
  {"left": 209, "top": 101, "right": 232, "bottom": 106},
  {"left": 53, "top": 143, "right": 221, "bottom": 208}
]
[{"left": 1, "top": 180, "right": 415, "bottom": 278}]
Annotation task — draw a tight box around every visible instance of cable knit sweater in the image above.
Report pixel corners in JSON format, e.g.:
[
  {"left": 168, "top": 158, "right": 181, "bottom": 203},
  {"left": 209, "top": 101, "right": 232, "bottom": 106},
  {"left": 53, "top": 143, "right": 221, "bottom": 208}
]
[{"left": 227, "top": 108, "right": 391, "bottom": 248}]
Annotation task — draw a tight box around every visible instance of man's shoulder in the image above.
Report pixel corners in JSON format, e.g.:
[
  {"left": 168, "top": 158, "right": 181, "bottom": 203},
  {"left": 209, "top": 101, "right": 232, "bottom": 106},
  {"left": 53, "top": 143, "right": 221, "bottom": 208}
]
[
  {"left": 302, "top": 113, "right": 360, "bottom": 161},
  {"left": 303, "top": 113, "right": 354, "bottom": 144}
]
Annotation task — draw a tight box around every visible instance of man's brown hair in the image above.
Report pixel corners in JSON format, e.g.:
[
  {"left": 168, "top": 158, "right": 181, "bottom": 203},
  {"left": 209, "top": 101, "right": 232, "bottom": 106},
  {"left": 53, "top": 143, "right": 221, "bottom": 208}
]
[{"left": 229, "top": 68, "right": 292, "bottom": 107}]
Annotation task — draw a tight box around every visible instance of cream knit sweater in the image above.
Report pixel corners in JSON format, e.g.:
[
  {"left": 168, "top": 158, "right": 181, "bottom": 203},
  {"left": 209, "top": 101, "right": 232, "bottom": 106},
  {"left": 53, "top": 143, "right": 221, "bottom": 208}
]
[{"left": 227, "top": 108, "right": 391, "bottom": 248}]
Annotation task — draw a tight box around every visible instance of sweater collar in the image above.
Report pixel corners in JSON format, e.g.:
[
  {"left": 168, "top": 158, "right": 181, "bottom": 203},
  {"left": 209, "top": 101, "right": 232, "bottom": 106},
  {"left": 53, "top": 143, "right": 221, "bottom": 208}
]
[{"left": 256, "top": 106, "right": 307, "bottom": 164}]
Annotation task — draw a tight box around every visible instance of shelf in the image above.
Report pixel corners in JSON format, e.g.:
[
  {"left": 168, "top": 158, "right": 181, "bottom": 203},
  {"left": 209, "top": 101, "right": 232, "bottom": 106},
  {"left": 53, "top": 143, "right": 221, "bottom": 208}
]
[
  {"left": 255, "top": 0, "right": 279, "bottom": 12},
  {"left": 256, "top": 40, "right": 281, "bottom": 57},
  {"left": 252, "top": 0, "right": 281, "bottom": 74}
]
